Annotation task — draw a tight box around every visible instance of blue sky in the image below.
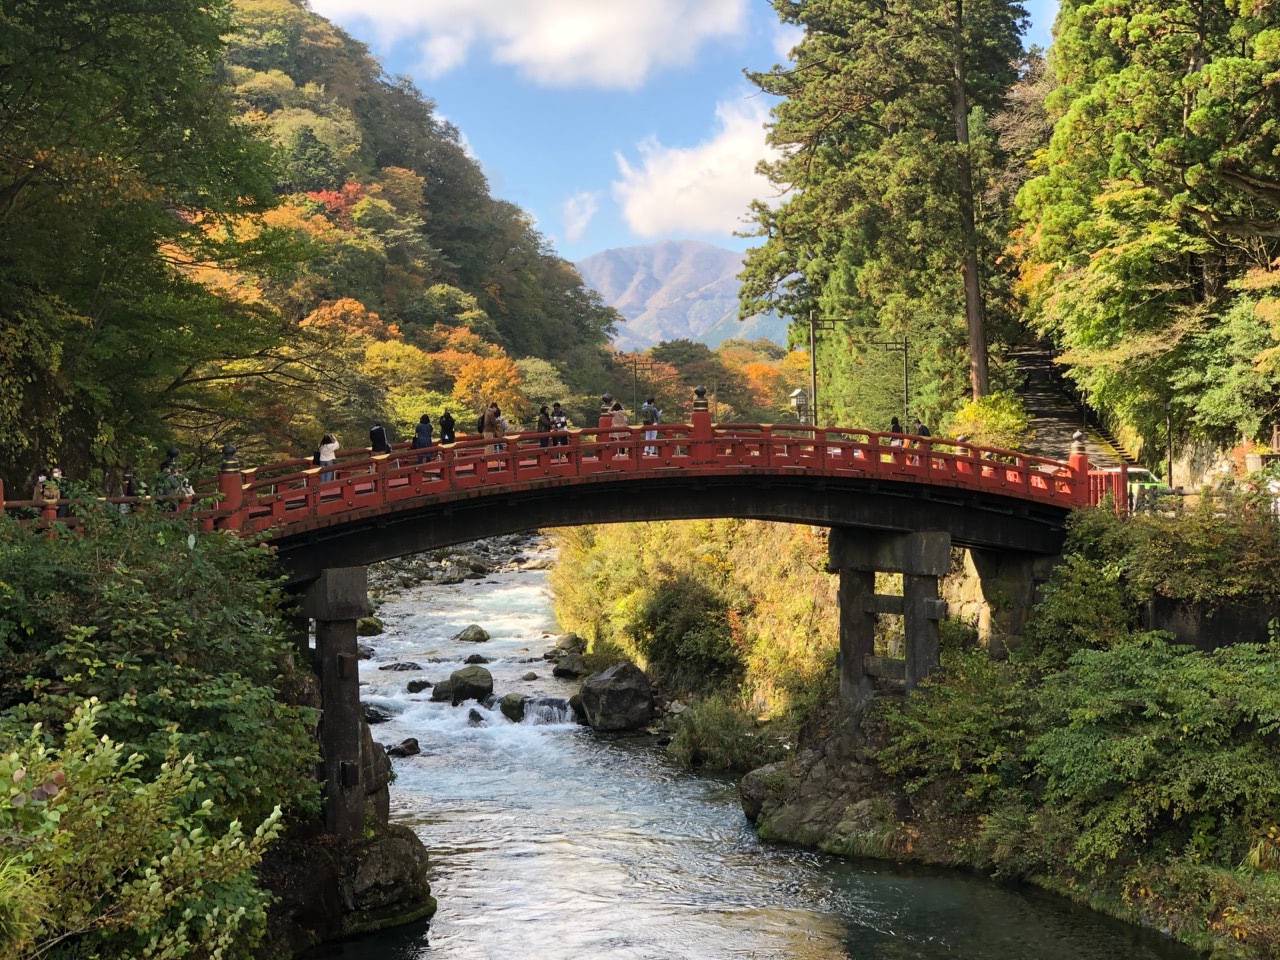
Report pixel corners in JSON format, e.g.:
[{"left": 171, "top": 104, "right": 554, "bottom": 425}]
[{"left": 309, "top": 0, "right": 1058, "bottom": 264}]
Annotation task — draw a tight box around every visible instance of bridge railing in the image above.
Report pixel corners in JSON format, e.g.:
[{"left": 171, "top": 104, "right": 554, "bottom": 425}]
[{"left": 1, "top": 417, "right": 1095, "bottom": 532}]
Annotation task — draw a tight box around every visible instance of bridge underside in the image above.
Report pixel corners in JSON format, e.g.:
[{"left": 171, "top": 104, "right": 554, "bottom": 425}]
[{"left": 273, "top": 471, "right": 1070, "bottom": 584}]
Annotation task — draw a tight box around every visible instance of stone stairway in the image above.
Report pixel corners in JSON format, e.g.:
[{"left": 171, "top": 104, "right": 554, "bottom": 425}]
[{"left": 1009, "top": 346, "right": 1131, "bottom": 468}]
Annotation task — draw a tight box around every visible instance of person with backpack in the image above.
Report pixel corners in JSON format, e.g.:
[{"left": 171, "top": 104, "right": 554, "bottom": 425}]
[
  {"left": 640, "top": 397, "right": 660, "bottom": 456},
  {"left": 369, "top": 421, "right": 392, "bottom": 454}
]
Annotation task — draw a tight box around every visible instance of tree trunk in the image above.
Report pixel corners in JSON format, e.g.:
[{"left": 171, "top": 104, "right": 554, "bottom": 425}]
[{"left": 951, "top": 0, "right": 990, "bottom": 398}]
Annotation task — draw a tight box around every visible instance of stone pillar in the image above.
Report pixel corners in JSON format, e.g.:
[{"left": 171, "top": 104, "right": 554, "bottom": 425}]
[
  {"left": 836, "top": 567, "right": 876, "bottom": 702},
  {"left": 964, "top": 549, "right": 1058, "bottom": 658},
  {"left": 828, "top": 528, "right": 950, "bottom": 700},
  {"left": 301, "top": 567, "right": 372, "bottom": 838}
]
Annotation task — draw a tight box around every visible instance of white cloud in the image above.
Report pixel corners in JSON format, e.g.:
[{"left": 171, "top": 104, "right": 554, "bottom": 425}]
[
  {"left": 561, "top": 191, "right": 600, "bottom": 241},
  {"left": 611, "top": 95, "right": 778, "bottom": 238},
  {"left": 772, "top": 22, "right": 805, "bottom": 61},
  {"left": 309, "top": 0, "right": 749, "bottom": 87}
]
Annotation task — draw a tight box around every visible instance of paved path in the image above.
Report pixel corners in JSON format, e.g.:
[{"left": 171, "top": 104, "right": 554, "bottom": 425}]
[{"left": 1011, "top": 347, "right": 1127, "bottom": 468}]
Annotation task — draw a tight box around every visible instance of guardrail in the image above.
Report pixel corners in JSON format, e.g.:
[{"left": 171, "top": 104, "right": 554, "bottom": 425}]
[{"left": 0, "top": 415, "right": 1096, "bottom": 533}]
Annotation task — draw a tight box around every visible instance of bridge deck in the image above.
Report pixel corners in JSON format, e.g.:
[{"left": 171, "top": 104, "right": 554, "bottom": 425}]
[{"left": 201, "top": 423, "right": 1087, "bottom": 534}]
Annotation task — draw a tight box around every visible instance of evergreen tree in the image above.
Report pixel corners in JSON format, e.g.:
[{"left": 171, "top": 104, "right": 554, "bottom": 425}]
[{"left": 740, "top": 0, "right": 1026, "bottom": 426}]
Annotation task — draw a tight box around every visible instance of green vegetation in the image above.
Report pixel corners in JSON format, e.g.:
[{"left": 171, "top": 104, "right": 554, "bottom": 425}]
[
  {"left": 0, "top": 502, "right": 317, "bottom": 957},
  {"left": 550, "top": 519, "right": 842, "bottom": 770},
  {"left": 875, "top": 497, "right": 1280, "bottom": 957},
  {"left": 743, "top": 0, "right": 1280, "bottom": 466},
  {"left": 741, "top": 0, "right": 1027, "bottom": 427},
  {"left": 0, "top": 0, "right": 620, "bottom": 494}
]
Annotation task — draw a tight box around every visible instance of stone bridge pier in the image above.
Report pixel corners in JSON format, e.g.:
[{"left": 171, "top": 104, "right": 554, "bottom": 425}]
[
  {"left": 298, "top": 566, "right": 372, "bottom": 838},
  {"left": 828, "top": 528, "right": 950, "bottom": 702},
  {"left": 828, "top": 528, "right": 1060, "bottom": 702}
]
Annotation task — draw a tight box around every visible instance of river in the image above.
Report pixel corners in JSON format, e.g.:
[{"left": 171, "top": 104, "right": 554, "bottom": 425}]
[{"left": 315, "top": 538, "right": 1198, "bottom": 960}]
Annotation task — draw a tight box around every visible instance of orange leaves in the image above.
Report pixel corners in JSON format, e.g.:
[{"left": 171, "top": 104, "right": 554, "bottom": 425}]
[
  {"left": 450, "top": 354, "right": 527, "bottom": 418},
  {"left": 300, "top": 298, "right": 400, "bottom": 340},
  {"left": 742, "top": 361, "right": 784, "bottom": 406}
]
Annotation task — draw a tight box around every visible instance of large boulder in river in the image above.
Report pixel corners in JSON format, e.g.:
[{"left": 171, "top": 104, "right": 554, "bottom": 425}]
[
  {"left": 449, "top": 665, "right": 493, "bottom": 705},
  {"left": 499, "top": 692, "right": 527, "bottom": 723},
  {"left": 578, "top": 662, "right": 655, "bottom": 732},
  {"left": 552, "top": 652, "right": 587, "bottom": 678},
  {"left": 451, "top": 624, "right": 490, "bottom": 643}
]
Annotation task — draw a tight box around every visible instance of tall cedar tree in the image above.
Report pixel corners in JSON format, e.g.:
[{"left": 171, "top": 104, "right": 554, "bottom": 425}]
[{"left": 741, "top": 0, "right": 1025, "bottom": 423}]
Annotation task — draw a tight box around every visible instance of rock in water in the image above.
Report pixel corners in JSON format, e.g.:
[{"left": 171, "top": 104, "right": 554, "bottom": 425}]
[
  {"left": 451, "top": 624, "right": 490, "bottom": 643},
  {"left": 449, "top": 665, "right": 494, "bottom": 705},
  {"left": 578, "top": 662, "right": 655, "bottom": 732}
]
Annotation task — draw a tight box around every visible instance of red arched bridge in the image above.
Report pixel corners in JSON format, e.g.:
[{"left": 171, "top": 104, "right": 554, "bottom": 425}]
[{"left": 2, "top": 404, "right": 1129, "bottom": 583}]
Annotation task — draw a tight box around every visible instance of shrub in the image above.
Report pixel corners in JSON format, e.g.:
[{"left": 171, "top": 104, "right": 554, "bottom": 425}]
[
  {"left": 1028, "top": 637, "right": 1280, "bottom": 874},
  {"left": 667, "top": 691, "right": 784, "bottom": 774},
  {"left": 0, "top": 701, "right": 282, "bottom": 959},
  {"left": 941, "top": 390, "right": 1031, "bottom": 450},
  {"left": 877, "top": 647, "right": 1031, "bottom": 811},
  {"left": 0, "top": 501, "right": 319, "bottom": 829}
]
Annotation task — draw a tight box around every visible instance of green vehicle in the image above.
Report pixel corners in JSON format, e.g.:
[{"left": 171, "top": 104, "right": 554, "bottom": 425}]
[{"left": 1097, "top": 466, "right": 1172, "bottom": 510}]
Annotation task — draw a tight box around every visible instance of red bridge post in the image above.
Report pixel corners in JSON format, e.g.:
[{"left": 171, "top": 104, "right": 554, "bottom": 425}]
[
  {"left": 1069, "top": 431, "right": 1091, "bottom": 507},
  {"left": 216, "top": 445, "right": 244, "bottom": 530}
]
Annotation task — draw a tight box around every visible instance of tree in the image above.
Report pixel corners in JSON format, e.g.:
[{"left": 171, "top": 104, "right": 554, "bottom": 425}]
[
  {"left": 0, "top": 0, "right": 284, "bottom": 488},
  {"left": 741, "top": 0, "right": 1025, "bottom": 417},
  {"left": 1015, "top": 0, "right": 1280, "bottom": 451}
]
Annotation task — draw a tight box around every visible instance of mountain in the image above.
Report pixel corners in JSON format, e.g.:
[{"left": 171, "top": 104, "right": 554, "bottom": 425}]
[{"left": 575, "top": 240, "right": 789, "bottom": 350}]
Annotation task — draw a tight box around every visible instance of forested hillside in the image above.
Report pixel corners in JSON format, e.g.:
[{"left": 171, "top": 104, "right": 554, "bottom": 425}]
[{"left": 0, "top": 0, "right": 619, "bottom": 493}]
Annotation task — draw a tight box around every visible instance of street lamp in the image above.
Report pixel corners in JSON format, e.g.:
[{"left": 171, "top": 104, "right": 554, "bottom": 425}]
[
  {"left": 789, "top": 388, "right": 809, "bottom": 424},
  {"left": 805, "top": 312, "right": 910, "bottom": 424},
  {"left": 611, "top": 355, "right": 662, "bottom": 419}
]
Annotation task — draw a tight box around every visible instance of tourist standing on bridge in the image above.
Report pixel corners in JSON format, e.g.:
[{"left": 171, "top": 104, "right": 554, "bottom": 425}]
[
  {"left": 910, "top": 418, "right": 931, "bottom": 466},
  {"left": 550, "top": 402, "right": 569, "bottom": 459},
  {"left": 438, "top": 409, "right": 455, "bottom": 444},
  {"left": 369, "top": 421, "right": 391, "bottom": 455},
  {"left": 888, "top": 416, "right": 904, "bottom": 447},
  {"left": 640, "top": 397, "right": 660, "bottom": 456},
  {"left": 536, "top": 405, "right": 552, "bottom": 449},
  {"left": 412, "top": 414, "right": 435, "bottom": 463},
  {"left": 610, "top": 401, "right": 629, "bottom": 457},
  {"left": 482, "top": 403, "right": 503, "bottom": 457},
  {"left": 318, "top": 433, "right": 339, "bottom": 482}
]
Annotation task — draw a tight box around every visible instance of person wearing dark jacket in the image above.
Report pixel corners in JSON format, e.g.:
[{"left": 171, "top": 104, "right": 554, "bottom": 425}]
[
  {"left": 536, "top": 405, "right": 552, "bottom": 448},
  {"left": 438, "top": 409, "right": 456, "bottom": 444},
  {"left": 369, "top": 421, "right": 391, "bottom": 454},
  {"left": 411, "top": 415, "right": 435, "bottom": 463}
]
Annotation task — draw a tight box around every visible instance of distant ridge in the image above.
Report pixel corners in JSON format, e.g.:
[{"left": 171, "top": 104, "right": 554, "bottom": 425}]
[{"left": 575, "top": 240, "right": 788, "bottom": 350}]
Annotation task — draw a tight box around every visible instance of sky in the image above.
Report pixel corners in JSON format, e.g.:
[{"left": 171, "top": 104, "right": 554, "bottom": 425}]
[{"left": 308, "top": 0, "right": 1058, "bottom": 264}]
